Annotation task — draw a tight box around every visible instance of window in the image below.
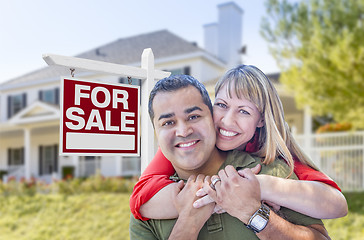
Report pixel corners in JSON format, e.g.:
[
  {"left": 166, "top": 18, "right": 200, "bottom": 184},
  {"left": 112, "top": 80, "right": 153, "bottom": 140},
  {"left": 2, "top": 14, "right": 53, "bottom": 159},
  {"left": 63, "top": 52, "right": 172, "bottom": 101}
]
[
  {"left": 7, "top": 148, "right": 24, "bottom": 166},
  {"left": 39, "top": 88, "right": 59, "bottom": 105},
  {"left": 122, "top": 157, "right": 140, "bottom": 176},
  {"left": 7, "top": 93, "right": 26, "bottom": 118},
  {"left": 39, "top": 145, "right": 58, "bottom": 175},
  {"left": 167, "top": 66, "right": 191, "bottom": 76},
  {"left": 169, "top": 69, "right": 183, "bottom": 75},
  {"left": 79, "top": 156, "right": 101, "bottom": 177},
  {"left": 84, "top": 156, "right": 98, "bottom": 161}
]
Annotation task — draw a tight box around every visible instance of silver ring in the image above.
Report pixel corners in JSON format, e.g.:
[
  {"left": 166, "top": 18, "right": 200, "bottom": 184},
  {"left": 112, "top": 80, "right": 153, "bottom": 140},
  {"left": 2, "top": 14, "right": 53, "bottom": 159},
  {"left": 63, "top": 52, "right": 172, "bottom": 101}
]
[{"left": 210, "top": 177, "right": 221, "bottom": 191}]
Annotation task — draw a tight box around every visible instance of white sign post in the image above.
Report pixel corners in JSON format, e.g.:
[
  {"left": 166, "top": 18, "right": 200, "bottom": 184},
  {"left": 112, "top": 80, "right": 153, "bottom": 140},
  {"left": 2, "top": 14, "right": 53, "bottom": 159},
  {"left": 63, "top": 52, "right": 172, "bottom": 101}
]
[{"left": 43, "top": 48, "right": 170, "bottom": 172}]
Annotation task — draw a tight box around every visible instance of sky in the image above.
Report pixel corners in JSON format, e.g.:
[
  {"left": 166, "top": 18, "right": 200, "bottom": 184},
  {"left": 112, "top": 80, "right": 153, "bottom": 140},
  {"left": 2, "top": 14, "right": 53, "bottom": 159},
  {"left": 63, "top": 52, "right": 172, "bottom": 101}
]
[{"left": 0, "top": 0, "right": 279, "bottom": 84}]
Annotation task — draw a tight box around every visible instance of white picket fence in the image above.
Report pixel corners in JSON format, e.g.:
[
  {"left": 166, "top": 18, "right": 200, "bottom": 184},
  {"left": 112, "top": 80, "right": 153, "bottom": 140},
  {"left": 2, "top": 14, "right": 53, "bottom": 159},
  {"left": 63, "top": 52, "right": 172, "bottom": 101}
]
[{"left": 295, "top": 131, "right": 364, "bottom": 192}]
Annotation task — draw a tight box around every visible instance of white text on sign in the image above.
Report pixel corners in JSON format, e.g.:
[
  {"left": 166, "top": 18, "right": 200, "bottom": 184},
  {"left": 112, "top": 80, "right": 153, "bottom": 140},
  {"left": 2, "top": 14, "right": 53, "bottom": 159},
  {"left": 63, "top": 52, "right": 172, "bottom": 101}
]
[{"left": 65, "top": 84, "right": 135, "bottom": 132}]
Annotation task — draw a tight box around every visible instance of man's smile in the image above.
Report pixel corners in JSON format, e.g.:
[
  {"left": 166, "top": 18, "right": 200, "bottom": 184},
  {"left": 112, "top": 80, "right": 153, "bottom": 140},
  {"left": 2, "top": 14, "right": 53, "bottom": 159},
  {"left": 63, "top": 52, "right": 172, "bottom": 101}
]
[{"left": 175, "top": 140, "right": 199, "bottom": 148}]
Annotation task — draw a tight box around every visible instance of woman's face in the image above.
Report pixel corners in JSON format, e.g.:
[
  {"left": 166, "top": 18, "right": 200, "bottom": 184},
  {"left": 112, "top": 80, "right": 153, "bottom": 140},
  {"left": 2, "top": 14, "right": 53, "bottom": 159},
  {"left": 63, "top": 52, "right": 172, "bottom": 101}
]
[{"left": 213, "top": 83, "right": 264, "bottom": 151}]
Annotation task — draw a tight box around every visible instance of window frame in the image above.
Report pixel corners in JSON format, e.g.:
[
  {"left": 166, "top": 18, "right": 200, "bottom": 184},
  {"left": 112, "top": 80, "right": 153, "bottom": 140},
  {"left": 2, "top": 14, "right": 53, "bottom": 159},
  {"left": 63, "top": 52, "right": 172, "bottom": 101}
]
[
  {"left": 39, "top": 87, "right": 59, "bottom": 105},
  {"left": 8, "top": 147, "right": 24, "bottom": 166},
  {"left": 8, "top": 93, "right": 26, "bottom": 118}
]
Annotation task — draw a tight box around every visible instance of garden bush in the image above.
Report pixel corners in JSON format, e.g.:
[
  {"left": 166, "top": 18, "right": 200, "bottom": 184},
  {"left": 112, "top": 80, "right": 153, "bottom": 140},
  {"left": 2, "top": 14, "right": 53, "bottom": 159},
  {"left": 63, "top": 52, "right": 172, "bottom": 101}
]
[{"left": 0, "top": 173, "right": 137, "bottom": 197}]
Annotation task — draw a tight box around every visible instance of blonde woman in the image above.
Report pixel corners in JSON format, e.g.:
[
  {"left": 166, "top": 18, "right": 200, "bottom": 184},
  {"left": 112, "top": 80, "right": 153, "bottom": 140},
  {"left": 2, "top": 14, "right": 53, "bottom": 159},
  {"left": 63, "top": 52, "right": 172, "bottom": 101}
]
[{"left": 130, "top": 65, "right": 347, "bottom": 221}]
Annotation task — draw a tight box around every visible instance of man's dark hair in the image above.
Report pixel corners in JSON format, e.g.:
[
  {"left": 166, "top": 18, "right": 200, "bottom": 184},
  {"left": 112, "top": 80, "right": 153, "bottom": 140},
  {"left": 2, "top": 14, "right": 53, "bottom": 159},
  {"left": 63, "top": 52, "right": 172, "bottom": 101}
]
[{"left": 148, "top": 75, "right": 213, "bottom": 124}]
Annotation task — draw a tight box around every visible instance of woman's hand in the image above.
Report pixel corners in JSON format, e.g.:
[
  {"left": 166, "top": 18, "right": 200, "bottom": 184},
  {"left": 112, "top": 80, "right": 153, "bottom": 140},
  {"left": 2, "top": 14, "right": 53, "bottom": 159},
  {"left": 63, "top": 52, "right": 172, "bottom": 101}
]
[
  {"left": 192, "top": 164, "right": 262, "bottom": 212},
  {"left": 203, "top": 166, "right": 262, "bottom": 224},
  {"left": 193, "top": 176, "right": 225, "bottom": 214}
]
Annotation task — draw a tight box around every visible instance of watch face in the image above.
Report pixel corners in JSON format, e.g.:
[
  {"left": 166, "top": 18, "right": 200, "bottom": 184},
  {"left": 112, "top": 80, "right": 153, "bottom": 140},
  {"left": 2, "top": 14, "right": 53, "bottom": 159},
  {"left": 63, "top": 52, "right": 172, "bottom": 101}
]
[{"left": 251, "top": 215, "right": 267, "bottom": 230}]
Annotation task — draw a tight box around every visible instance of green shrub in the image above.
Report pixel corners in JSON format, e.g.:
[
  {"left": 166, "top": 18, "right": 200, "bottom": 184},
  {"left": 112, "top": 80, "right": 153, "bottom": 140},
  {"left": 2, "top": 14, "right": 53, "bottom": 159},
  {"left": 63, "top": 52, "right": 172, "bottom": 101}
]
[
  {"left": 0, "top": 177, "right": 38, "bottom": 197},
  {"left": 0, "top": 174, "right": 137, "bottom": 197},
  {"left": 56, "top": 173, "right": 136, "bottom": 195}
]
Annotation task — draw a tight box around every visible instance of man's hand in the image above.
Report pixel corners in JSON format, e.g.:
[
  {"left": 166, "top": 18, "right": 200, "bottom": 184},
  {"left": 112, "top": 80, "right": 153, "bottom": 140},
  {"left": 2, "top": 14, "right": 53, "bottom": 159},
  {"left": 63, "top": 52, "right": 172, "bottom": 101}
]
[
  {"left": 173, "top": 175, "right": 215, "bottom": 218},
  {"left": 168, "top": 174, "right": 215, "bottom": 240},
  {"left": 202, "top": 165, "right": 261, "bottom": 224}
]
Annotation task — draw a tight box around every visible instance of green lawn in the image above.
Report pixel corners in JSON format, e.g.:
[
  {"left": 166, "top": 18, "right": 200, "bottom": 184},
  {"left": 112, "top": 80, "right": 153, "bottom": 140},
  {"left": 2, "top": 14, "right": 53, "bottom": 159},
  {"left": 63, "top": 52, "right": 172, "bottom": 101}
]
[
  {"left": 0, "top": 192, "right": 363, "bottom": 240},
  {"left": 0, "top": 193, "right": 132, "bottom": 240},
  {"left": 323, "top": 192, "right": 364, "bottom": 240}
]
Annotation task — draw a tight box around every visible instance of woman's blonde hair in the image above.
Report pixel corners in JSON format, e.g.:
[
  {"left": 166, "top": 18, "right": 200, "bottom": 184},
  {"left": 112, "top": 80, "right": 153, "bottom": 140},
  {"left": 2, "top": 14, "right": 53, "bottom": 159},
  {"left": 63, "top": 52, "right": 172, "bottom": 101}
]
[{"left": 215, "top": 65, "right": 318, "bottom": 176}]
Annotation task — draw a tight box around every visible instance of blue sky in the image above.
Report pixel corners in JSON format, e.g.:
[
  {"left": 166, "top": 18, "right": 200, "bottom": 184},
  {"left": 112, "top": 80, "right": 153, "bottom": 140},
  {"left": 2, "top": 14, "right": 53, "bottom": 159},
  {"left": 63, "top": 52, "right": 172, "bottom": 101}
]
[{"left": 0, "top": 0, "right": 279, "bottom": 84}]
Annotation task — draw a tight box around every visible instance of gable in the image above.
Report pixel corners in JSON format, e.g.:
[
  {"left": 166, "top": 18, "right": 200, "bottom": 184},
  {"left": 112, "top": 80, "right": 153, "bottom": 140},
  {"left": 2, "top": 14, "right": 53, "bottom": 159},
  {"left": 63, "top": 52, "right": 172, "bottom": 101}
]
[{"left": 9, "top": 101, "right": 60, "bottom": 125}]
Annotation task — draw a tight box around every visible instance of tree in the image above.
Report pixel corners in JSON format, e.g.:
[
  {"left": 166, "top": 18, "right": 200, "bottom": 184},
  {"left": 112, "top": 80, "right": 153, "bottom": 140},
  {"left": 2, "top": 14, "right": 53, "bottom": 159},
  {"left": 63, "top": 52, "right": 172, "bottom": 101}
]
[{"left": 261, "top": 0, "right": 364, "bottom": 129}]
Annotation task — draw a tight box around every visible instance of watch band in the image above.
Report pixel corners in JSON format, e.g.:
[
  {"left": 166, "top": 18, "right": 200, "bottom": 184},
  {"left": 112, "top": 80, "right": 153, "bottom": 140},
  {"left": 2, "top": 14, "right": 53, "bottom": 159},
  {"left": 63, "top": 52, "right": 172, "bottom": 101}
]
[{"left": 246, "top": 203, "right": 270, "bottom": 233}]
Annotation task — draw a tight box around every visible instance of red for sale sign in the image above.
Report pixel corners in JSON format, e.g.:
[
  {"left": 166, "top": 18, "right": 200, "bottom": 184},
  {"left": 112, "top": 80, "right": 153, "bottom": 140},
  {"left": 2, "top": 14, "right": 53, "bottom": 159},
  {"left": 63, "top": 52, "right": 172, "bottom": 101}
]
[{"left": 60, "top": 77, "right": 140, "bottom": 156}]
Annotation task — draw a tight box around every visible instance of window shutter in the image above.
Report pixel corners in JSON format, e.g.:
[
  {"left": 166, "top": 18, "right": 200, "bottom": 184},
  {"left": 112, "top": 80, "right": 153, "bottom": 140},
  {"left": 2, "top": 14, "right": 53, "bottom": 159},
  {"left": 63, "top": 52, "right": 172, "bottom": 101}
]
[
  {"left": 7, "top": 96, "right": 11, "bottom": 119},
  {"left": 21, "top": 147, "right": 25, "bottom": 165},
  {"left": 184, "top": 66, "right": 190, "bottom": 75},
  {"left": 22, "top": 93, "right": 27, "bottom": 108},
  {"left": 39, "top": 90, "right": 43, "bottom": 101},
  {"left": 55, "top": 88, "right": 60, "bottom": 105},
  {"left": 54, "top": 144, "right": 58, "bottom": 172},
  {"left": 119, "top": 77, "right": 126, "bottom": 84},
  {"left": 7, "top": 148, "right": 11, "bottom": 166},
  {"left": 39, "top": 146, "right": 43, "bottom": 176}
]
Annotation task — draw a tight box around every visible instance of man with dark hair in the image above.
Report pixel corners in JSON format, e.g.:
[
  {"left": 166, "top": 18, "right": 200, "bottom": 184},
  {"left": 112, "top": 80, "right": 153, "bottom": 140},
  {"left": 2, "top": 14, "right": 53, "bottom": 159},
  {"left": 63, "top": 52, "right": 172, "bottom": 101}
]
[
  {"left": 148, "top": 74, "right": 213, "bottom": 122},
  {"left": 130, "top": 75, "right": 330, "bottom": 240}
]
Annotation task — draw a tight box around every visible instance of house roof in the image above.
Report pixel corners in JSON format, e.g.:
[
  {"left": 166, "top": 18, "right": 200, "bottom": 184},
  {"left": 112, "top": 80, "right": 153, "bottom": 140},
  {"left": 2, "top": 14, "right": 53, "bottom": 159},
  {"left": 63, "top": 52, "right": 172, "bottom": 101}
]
[{"left": 0, "top": 30, "right": 206, "bottom": 89}]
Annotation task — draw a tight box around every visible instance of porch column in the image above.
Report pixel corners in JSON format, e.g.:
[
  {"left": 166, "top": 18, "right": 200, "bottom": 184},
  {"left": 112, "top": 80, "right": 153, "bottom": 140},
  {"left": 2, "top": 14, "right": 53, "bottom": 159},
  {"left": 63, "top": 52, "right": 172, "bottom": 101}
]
[
  {"left": 116, "top": 156, "right": 122, "bottom": 176},
  {"left": 72, "top": 155, "right": 79, "bottom": 177},
  {"left": 24, "top": 127, "right": 31, "bottom": 180}
]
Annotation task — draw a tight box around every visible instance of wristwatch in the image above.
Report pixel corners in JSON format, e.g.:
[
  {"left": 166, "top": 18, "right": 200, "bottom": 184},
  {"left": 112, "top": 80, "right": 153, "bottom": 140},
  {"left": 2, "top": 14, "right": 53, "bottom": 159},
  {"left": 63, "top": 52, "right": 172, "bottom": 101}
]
[{"left": 246, "top": 203, "right": 270, "bottom": 233}]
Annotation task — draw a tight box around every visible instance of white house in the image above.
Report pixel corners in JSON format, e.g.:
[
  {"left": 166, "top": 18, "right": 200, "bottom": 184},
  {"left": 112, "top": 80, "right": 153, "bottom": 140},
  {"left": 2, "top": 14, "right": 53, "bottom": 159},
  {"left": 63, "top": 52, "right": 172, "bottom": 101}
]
[{"left": 0, "top": 2, "right": 315, "bottom": 183}]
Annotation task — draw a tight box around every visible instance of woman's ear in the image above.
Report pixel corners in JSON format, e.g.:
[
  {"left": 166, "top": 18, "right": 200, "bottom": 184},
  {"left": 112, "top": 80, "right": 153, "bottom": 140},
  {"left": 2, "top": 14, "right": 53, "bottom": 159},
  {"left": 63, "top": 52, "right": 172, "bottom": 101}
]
[{"left": 257, "top": 117, "right": 264, "bottom": 128}]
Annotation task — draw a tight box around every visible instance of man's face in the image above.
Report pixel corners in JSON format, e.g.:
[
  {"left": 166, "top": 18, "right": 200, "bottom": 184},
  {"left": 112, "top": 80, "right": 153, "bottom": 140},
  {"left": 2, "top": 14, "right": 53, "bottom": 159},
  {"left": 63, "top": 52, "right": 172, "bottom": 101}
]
[{"left": 152, "top": 86, "right": 216, "bottom": 174}]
